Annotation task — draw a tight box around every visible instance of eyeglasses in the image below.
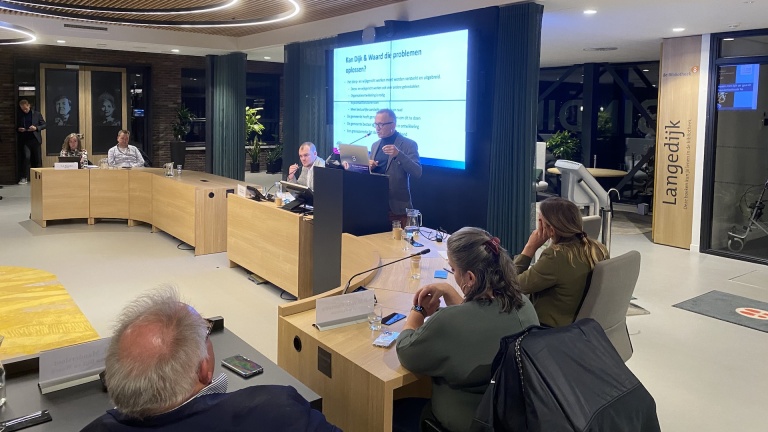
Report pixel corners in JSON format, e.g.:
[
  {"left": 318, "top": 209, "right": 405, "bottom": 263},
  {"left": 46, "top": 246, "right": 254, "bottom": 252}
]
[
  {"left": 204, "top": 320, "right": 213, "bottom": 338},
  {"left": 373, "top": 122, "right": 394, "bottom": 129}
]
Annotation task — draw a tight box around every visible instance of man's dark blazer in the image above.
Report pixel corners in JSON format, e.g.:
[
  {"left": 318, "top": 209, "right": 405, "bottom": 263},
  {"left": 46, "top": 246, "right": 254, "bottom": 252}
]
[
  {"left": 371, "top": 133, "right": 422, "bottom": 215},
  {"left": 17, "top": 110, "right": 47, "bottom": 144}
]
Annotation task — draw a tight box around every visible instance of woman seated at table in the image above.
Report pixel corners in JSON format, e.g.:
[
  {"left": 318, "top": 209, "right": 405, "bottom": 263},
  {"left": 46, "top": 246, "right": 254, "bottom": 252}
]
[
  {"left": 60, "top": 133, "right": 88, "bottom": 168},
  {"left": 107, "top": 129, "right": 144, "bottom": 167},
  {"left": 514, "top": 197, "right": 609, "bottom": 328},
  {"left": 395, "top": 227, "right": 539, "bottom": 432}
]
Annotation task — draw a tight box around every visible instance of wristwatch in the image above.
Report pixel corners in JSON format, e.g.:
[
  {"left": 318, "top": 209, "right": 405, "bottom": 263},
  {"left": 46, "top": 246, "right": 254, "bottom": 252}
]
[{"left": 411, "top": 305, "right": 426, "bottom": 316}]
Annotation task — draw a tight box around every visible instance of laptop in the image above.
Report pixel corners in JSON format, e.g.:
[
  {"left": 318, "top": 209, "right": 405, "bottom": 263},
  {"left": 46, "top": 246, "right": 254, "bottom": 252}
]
[
  {"left": 338, "top": 144, "right": 370, "bottom": 174},
  {"left": 58, "top": 156, "right": 82, "bottom": 167}
]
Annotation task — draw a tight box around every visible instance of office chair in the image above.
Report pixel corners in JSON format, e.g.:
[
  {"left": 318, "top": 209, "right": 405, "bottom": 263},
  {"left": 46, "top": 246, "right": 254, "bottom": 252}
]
[{"left": 575, "top": 250, "right": 641, "bottom": 362}]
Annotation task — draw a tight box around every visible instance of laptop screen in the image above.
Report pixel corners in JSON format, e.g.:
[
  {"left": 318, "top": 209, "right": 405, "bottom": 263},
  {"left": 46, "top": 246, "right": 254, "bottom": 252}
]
[{"left": 338, "top": 144, "right": 370, "bottom": 174}]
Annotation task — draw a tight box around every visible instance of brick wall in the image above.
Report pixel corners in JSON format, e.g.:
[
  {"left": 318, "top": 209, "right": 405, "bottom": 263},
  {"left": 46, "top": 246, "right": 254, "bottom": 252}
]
[{"left": 0, "top": 45, "right": 283, "bottom": 184}]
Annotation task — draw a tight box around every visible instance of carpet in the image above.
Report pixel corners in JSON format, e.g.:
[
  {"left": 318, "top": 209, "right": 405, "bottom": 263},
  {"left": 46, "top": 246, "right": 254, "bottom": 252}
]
[
  {"left": 673, "top": 290, "right": 768, "bottom": 333},
  {"left": 0, "top": 266, "right": 99, "bottom": 361},
  {"left": 612, "top": 211, "right": 652, "bottom": 235}
]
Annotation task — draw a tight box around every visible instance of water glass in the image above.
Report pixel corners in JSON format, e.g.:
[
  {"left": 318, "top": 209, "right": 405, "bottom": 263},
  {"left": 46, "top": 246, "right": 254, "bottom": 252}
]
[
  {"left": 410, "top": 255, "right": 422, "bottom": 279},
  {"left": 176, "top": 165, "right": 182, "bottom": 176},
  {"left": 392, "top": 221, "right": 403, "bottom": 240},
  {"left": 0, "top": 334, "right": 5, "bottom": 407},
  {"left": 368, "top": 304, "right": 383, "bottom": 331}
]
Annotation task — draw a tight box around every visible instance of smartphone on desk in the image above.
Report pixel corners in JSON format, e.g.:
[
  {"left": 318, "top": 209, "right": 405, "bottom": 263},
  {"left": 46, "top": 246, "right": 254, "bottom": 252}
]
[
  {"left": 382, "top": 312, "right": 406, "bottom": 326},
  {"left": 221, "top": 355, "right": 263, "bottom": 378}
]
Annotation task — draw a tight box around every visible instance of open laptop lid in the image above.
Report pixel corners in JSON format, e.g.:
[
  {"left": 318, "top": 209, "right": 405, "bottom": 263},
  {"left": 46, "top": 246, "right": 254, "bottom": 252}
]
[
  {"left": 58, "top": 156, "right": 82, "bottom": 167},
  {"left": 338, "top": 144, "right": 370, "bottom": 174}
]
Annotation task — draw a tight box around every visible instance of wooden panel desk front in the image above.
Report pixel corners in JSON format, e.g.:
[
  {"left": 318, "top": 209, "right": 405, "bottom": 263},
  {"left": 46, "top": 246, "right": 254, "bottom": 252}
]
[
  {"left": 227, "top": 194, "right": 314, "bottom": 298},
  {"left": 30, "top": 168, "right": 240, "bottom": 255},
  {"left": 278, "top": 231, "right": 459, "bottom": 432}
]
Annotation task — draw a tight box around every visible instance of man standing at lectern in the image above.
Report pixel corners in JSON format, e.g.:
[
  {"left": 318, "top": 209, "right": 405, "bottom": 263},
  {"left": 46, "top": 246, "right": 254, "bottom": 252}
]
[{"left": 369, "top": 108, "right": 422, "bottom": 227}]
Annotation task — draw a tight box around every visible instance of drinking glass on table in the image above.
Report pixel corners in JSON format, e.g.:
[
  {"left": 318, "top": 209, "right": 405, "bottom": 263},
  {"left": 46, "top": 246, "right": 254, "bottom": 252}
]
[{"left": 368, "top": 304, "right": 383, "bottom": 331}]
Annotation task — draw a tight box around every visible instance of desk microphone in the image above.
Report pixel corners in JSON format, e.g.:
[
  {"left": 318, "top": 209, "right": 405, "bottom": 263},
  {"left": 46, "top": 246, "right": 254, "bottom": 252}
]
[
  {"left": 341, "top": 248, "right": 431, "bottom": 295},
  {"left": 349, "top": 132, "right": 372, "bottom": 145}
]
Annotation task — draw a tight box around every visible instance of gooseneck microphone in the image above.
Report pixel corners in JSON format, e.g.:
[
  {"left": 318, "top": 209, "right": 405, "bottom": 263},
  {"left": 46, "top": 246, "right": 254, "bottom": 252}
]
[
  {"left": 341, "top": 248, "right": 431, "bottom": 294},
  {"left": 349, "top": 132, "right": 371, "bottom": 145}
]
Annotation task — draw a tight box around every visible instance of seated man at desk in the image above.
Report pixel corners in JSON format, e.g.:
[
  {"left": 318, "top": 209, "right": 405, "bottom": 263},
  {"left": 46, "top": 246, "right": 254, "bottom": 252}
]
[
  {"left": 82, "top": 287, "right": 339, "bottom": 432},
  {"left": 287, "top": 142, "right": 325, "bottom": 190},
  {"left": 107, "top": 130, "right": 144, "bottom": 168}
]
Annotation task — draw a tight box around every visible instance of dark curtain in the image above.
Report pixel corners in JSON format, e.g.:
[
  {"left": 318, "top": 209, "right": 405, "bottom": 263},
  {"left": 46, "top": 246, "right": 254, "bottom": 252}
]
[
  {"left": 283, "top": 37, "right": 337, "bottom": 175},
  {"left": 486, "top": 3, "right": 544, "bottom": 252},
  {"left": 209, "top": 52, "right": 246, "bottom": 180}
]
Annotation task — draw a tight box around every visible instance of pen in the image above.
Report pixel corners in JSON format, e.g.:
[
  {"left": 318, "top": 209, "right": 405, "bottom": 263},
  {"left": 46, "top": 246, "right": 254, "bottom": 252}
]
[{"left": 443, "top": 267, "right": 453, "bottom": 274}]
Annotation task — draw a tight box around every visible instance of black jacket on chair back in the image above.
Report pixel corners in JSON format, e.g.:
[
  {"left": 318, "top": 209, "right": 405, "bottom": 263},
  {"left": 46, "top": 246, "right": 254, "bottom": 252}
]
[{"left": 472, "top": 319, "right": 660, "bottom": 432}]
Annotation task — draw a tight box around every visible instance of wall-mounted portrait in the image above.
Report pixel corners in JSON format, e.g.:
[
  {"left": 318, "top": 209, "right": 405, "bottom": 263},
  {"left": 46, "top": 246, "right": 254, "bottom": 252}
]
[{"left": 45, "top": 69, "right": 80, "bottom": 155}]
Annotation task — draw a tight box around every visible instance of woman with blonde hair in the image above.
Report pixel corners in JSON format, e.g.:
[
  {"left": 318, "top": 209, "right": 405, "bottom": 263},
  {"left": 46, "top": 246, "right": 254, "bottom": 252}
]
[
  {"left": 60, "top": 133, "right": 88, "bottom": 168},
  {"left": 515, "top": 197, "right": 609, "bottom": 327}
]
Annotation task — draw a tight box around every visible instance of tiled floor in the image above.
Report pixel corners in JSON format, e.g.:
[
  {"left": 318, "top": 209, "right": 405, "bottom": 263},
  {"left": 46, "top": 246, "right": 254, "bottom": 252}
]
[{"left": 1, "top": 181, "right": 765, "bottom": 431}]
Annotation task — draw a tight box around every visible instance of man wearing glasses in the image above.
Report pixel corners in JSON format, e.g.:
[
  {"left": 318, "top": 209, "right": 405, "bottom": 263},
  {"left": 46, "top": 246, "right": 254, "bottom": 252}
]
[
  {"left": 369, "top": 108, "right": 422, "bottom": 227},
  {"left": 82, "top": 287, "right": 339, "bottom": 432}
]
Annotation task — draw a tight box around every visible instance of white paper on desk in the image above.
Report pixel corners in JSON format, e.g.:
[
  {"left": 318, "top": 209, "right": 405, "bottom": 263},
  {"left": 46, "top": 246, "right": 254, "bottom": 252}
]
[
  {"left": 315, "top": 290, "right": 374, "bottom": 331},
  {"left": 38, "top": 337, "right": 111, "bottom": 394},
  {"left": 237, "top": 184, "right": 247, "bottom": 197},
  {"left": 438, "top": 250, "right": 448, "bottom": 260},
  {"left": 54, "top": 162, "right": 78, "bottom": 170}
]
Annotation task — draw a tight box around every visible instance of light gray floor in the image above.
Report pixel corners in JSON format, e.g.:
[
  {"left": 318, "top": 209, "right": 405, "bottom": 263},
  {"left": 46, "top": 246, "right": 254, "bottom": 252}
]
[{"left": 1, "top": 180, "right": 766, "bottom": 431}]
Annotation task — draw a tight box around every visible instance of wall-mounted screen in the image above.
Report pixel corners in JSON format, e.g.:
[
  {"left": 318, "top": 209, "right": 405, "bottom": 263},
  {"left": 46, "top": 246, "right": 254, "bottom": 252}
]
[
  {"left": 333, "top": 29, "right": 469, "bottom": 169},
  {"left": 717, "top": 64, "right": 760, "bottom": 110}
]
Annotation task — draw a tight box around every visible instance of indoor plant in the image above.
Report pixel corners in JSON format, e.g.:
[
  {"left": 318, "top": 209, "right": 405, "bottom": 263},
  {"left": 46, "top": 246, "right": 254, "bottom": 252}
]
[
  {"left": 546, "top": 130, "right": 581, "bottom": 161},
  {"left": 245, "top": 107, "right": 265, "bottom": 172},
  {"left": 171, "top": 104, "right": 196, "bottom": 141},
  {"left": 266, "top": 143, "right": 284, "bottom": 174}
]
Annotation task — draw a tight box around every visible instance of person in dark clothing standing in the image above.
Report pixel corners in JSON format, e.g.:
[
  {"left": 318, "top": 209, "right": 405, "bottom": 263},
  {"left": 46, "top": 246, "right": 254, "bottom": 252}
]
[
  {"left": 17, "top": 99, "right": 46, "bottom": 184},
  {"left": 81, "top": 287, "right": 340, "bottom": 432}
]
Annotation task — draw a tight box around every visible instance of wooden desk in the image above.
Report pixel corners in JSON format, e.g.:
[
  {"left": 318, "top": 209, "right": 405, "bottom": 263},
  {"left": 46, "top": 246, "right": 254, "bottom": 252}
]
[
  {"left": 547, "top": 167, "right": 628, "bottom": 177},
  {"left": 227, "top": 195, "right": 314, "bottom": 298},
  {"left": 278, "top": 231, "right": 459, "bottom": 432},
  {"left": 1, "top": 328, "right": 322, "bottom": 431},
  {"left": 30, "top": 168, "right": 241, "bottom": 255}
]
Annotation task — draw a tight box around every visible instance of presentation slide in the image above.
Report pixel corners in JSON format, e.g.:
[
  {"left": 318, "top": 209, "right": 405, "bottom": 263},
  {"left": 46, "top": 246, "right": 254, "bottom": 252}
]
[
  {"left": 717, "top": 64, "right": 760, "bottom": 111},
  {"left": 333, "top": 29, "right": 469, "bottom": 169}
]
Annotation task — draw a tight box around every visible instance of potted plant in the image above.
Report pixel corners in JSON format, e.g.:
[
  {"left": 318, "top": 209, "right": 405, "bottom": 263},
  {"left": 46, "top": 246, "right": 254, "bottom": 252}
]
[
  {"left": 546, "top": 130, "right": 581, "bottom": 161},
  {"left": 245, "top": 107, "right": 265, "bottom": 173},
  {"left": 266, "top": 143, "right": 284, "bottom": 174},
  {"left": 170, "top": 104, "right": 195, "bottom": 167},
  {"left": 172, "top": 104, "right": 196, "bottom": 141}
]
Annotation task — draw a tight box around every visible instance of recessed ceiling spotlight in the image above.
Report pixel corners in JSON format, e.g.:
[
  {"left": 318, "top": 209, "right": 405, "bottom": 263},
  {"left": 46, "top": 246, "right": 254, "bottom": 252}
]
[
  {"left": 171, "top": 49, "right": 180, "bottom": 53},
  {"left": 723, "top": 38, "right": 735, "bottom": 41},
  {"left": 583, "top": 9, "right": 597, "bottom": 15},
  {"left": 672, "top": 27, "right": 685, "bottom": 32},
  {"left": 642, "top": 69, "right": 650, "bottom": 72},
  {"left": 264, "top": 56, "right": 271, "bottom": 59},
  {"left": 56, "top": 40, "right": 65, "bottom": 43}
]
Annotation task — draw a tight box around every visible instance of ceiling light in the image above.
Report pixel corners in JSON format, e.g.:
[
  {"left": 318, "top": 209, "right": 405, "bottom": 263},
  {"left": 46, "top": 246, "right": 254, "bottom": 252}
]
[
  {"left": 583, "top": 9, "right": 597, "bottom": 15},
  {"left": 723, "top": 38, "right": 735, "bottom": 41},
  {"left": 0, "top": 0, "right": 300, "bottom": 28},
  {"left": 672, "top": 28, "right": 685, "bottom": 32},
  {"left": 171, "top": 49, "right": 180, "bottom": 53},
  {"left": 264, "top": 56, "right": 271, "bottom": 59},
  {"left": 0, "top": 21, "right": 36, "bottom": 44},
  {"left": 642, "top": 69, "right": 650, "bottom": 72},
  {"left": 56, "top": 39, "right": 65, "bottom": 43},
  {"left": 0, "top": 0, "right": 239, "bottom": 15}
]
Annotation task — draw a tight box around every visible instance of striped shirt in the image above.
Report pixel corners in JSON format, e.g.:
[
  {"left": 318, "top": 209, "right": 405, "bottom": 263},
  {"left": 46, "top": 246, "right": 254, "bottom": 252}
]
[{"left": 108, "top": 145, "right": 145, "bottom": 167}]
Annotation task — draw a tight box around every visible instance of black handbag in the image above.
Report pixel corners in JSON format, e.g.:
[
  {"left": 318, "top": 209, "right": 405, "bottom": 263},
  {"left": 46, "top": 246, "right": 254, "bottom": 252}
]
[{"left": 471, "top": 319, "right": 660, "bottom": 432}]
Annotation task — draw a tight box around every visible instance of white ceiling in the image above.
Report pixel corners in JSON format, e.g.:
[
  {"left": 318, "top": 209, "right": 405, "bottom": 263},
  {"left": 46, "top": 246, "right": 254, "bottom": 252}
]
[{"left": 3, "top": 0, "right": 768, "bottom": 66}]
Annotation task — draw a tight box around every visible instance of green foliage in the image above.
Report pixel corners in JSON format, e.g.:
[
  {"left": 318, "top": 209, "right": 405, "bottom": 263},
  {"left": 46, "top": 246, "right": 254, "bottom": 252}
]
[
  {"left": 171, "top": 104, "right": 196, "bottom": 141},
  {"left": 245, "top": 107, "right": 266, "bottom": 162},
  {"left": 267, "top": 143, "right": 283, "bottom": 164},
  {"left": 546, "top": 130, "right": 581, "bottom": 161}
]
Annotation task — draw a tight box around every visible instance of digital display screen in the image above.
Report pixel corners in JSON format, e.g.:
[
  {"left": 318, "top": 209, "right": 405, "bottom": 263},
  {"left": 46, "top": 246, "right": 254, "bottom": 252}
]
[
  {"left": 717, "top": 64, "right": 760, "bottom": 110},
  {"left": 333, "top": 29, "right": 469, "bottom": 169}
]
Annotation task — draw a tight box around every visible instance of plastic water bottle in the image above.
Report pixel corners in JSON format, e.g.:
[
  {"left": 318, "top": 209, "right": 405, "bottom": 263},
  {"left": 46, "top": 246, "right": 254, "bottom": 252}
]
[{"left": 177, "top": 165, "right": 182, "bottom": 176}]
